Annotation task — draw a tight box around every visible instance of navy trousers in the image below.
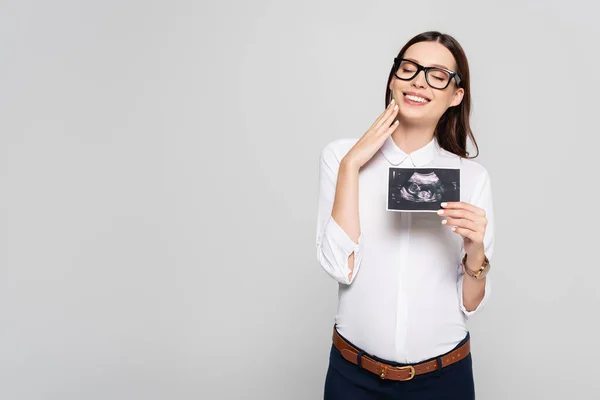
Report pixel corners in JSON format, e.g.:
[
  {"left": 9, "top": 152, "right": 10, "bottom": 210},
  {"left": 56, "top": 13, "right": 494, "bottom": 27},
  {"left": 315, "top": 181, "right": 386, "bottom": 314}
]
[{"left": 324, "top": 330, "right": 475, "bottom": 400}]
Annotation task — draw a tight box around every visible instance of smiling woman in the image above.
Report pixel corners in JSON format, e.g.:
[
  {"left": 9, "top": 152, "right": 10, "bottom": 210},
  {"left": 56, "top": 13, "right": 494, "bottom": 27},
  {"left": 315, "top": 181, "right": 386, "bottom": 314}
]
[
  {"left": 384, "top": 34, "right": 476, "bottom": 158},
  {"left": 316, "top": 31, "right": 494, "bottom": 400}
]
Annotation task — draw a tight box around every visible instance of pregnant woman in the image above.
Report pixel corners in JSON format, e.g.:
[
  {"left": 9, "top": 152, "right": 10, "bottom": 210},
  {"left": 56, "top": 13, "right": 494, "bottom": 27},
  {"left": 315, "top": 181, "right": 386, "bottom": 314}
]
[{"left": 316, "top": 31, "right": 494, "bottom": 399}]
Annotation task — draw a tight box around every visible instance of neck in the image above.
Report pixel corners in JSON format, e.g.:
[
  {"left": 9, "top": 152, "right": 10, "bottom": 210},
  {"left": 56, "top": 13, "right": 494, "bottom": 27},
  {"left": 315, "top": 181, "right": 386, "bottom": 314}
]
[{"left": 391, "top": 119, "right": 436, "bottom": 154}]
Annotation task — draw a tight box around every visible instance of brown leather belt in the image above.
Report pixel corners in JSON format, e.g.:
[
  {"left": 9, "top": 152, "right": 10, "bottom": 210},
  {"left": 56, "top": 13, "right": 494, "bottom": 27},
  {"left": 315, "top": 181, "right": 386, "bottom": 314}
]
[{"left": 332, "top": 326, "right": 470, "bottom": 381}]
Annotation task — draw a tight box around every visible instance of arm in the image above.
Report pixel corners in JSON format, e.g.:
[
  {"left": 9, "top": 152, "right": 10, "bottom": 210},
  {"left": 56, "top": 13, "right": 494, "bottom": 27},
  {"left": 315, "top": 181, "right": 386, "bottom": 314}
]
[
  {"left": 442, "top": 169, "right": 494, "bottom": 316},
  {"left": 315, "top": 143, "right": 362, "bottom": 285},
  {"left": 332, "top": 158, "right": 361, "bottom": 279},
  {"left": 461, "top": 257, "right": 488, "bottom": 313},
  {"left": 315, "top": 100, "right": 400, "bottom": 284},
  {"left": 458, "top": 169, "right": 494, "bottom": 316}
]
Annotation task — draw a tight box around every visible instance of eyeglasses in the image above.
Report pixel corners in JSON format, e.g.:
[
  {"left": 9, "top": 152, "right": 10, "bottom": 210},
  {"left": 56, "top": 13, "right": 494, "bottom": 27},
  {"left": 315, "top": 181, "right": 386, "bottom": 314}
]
[{"left": 393, "top": 57, "right": 461, "bottom": 90}]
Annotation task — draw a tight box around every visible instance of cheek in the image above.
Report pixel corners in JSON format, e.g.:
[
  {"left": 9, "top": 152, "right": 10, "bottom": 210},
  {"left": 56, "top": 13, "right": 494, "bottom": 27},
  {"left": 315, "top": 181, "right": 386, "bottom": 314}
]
[
  {"left": 431, "top": 94, "right": 455, "bottom": 111},
  {"left": 430, "top": 91, "right": 447, "bottom": 102},
  {"left": 440, "top": 92, "right": 459, "bottom": 107},
  {"left": 390, "top": 79, "right": 407, "bottom": 94}
]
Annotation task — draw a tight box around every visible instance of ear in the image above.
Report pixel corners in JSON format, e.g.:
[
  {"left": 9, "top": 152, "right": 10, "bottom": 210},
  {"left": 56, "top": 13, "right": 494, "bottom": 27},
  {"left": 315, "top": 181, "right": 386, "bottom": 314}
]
[{"left": 450, "top": 88, "right": 464, "bottom": 107}]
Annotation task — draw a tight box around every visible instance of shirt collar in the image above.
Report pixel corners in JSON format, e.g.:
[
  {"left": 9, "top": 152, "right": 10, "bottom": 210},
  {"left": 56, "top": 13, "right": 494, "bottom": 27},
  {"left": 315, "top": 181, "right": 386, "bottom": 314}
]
[{"left": 380, "top": 136, "right": 438, "bottom": 167}]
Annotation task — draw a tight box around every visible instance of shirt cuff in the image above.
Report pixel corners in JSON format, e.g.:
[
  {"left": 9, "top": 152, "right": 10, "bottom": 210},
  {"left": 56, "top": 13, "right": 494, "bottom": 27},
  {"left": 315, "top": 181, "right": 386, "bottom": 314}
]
[
  {"left": 324, "top": 215, "right": 362, "bottom": 284},
  {"left": 458, "top": 272, "right": 491, "bottom": 317}
]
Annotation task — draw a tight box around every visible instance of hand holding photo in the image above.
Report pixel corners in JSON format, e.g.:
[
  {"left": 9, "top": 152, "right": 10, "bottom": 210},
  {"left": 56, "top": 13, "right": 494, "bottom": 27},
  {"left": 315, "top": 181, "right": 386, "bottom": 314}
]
[{"left": 387, "top": 167, "right": 460, "bottom": 212}]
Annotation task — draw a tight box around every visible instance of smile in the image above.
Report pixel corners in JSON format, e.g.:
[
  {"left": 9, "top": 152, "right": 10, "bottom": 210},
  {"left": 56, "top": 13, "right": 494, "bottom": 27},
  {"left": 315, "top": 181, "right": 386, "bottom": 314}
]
[{"left": 403, "top": 93, "right": 430, "bottom": 103}]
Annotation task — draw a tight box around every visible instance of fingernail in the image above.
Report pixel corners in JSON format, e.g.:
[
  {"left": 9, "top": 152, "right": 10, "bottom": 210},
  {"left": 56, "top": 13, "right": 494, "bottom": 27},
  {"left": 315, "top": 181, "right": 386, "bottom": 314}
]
[
  {"left": 437, "top": 210, "right": 444, "bottom": 215},
  {"left": 441, "top": 219, "right": 447, "bottom": 225},
  {"left": 451, "top": 227, "right": 456, "bottom": 231},
  {"left": 441, "top": 202, "right": 447, "bottom": 207},
  {"left": 394, "top": 105, "right": 398, "bottom": 110},
  {"left": 391, "top": 98, "right": 395, "bottom": 104}
]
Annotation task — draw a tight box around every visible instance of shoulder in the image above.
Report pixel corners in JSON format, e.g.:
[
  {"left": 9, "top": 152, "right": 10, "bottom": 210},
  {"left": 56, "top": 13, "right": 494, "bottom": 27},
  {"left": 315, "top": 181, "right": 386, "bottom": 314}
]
[
  {"left": 319, "top": 138, "right": 359, "bottom": 164},
  {"left": 438, "top": 147, "right": 490, "bottom": 182},
  {"left": 460, "top": 157, "right": 490, "bottom": 183}
]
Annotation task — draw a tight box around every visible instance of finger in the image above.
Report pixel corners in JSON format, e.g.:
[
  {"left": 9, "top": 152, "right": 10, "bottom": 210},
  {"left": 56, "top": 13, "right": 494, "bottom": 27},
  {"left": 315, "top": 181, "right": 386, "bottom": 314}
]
[
  {"left": 373, "top": 118, "right": 399, "bottom": 150},
  {"left": 438, "top": 209, "right": 485, "bottom": 224},
  {"left": 377, "top": 107, "right": 399, "bottom": 135},
  {"left": 385, "top": 119, "right": 400, "bottom": 135},
  {"left": 374, "top": 101, "right": 399, "bottom": 131},
  {"left": 441, "top": 217, "right": 482, "bottom": 233},
  {"left": 370, "top": 99, "right": 396, "bottom": 129},
  {"left": 451, "top": 227, "right": 484, "bottom": 243},
  {"left": 374, "top": 105, "right": 398, "bottom": 133},
  {"left": 441, "top": 201, "right": 486, "bottom": 217}
]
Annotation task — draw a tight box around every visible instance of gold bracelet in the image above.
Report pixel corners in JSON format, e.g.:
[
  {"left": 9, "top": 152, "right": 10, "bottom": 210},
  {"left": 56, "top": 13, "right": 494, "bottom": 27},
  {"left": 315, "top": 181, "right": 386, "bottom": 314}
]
[{"left": 462, "top": 253, "right": 490, "bottom": 280}]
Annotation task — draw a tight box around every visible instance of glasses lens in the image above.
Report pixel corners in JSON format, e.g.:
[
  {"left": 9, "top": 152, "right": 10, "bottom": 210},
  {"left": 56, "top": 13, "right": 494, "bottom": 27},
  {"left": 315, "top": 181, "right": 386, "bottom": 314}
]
[
  {"left": 396, "top": 60, "right": 419, "bottom": 79},
  {"left": 426, "top": 68, "right": 451, "bottom": 89}
]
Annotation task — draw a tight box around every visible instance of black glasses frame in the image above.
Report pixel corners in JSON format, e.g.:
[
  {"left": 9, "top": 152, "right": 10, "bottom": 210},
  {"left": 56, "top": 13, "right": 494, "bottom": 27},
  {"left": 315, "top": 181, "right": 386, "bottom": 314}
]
[{"left": 393, "top": 57, "right": 461, "bottom": 90}]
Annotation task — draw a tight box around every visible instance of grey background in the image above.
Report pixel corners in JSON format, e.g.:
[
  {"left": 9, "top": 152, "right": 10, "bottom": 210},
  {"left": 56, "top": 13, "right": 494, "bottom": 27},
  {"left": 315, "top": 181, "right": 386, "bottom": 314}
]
[{"left": 1, "top": 0, "right": 598, "bottom": 399}]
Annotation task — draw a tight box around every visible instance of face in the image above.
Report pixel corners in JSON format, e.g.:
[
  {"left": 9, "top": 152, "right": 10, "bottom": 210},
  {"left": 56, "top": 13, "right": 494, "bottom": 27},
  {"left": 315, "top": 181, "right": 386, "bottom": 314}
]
[{"left": 389, "top": 41, "right": 464, "bottom": 124}]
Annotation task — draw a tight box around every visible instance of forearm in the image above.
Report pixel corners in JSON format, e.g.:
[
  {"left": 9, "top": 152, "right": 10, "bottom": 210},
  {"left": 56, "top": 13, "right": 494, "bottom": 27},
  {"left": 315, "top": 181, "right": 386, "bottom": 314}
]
[
  {"left": 331, "top": 158, "right": 361, "bottom": 278},
  {"left": 461, "top": 254, "right": 486, "bottom": 312},
  {"left": 461, "top": 274, "right": 486, "bottom": 312}
]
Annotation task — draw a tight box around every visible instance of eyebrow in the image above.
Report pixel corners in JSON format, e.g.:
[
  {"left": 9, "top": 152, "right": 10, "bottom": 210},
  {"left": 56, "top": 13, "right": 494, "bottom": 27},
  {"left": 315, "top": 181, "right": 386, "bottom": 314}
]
[{"left": 405, "top": 58, "right": 452, "bottom": 70}]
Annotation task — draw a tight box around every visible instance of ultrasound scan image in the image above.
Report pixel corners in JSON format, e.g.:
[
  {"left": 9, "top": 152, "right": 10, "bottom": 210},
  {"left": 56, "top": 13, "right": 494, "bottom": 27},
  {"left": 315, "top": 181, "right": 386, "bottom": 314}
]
[
  {"left": 387, "top": 167, "right": 460, "bottom": 212},
  {"left": 400, "top": 171, "right": 444, "bottom": 203}
]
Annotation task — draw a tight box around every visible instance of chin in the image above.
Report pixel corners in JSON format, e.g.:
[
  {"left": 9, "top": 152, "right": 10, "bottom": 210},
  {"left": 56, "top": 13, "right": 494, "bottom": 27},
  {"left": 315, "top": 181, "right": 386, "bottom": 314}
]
[
  {"left": 398, "top": 106, "right": 429, "bottom": 121},
  {"left": 398, "top": 103, "right": 443, "bottom": 123}
]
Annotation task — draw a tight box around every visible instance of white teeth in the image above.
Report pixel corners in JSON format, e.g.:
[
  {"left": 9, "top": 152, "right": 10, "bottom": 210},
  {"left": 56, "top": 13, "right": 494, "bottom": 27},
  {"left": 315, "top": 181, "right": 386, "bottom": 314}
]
[{"left": 405, "top": 94, "right": 428, "bottom": 103}]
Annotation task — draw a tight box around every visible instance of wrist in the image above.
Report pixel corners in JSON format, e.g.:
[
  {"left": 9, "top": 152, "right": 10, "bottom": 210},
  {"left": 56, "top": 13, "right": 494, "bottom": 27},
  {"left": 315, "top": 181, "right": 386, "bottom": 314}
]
[
  {"left": 465, "top": 247, "right": 485, "bottom": 268},
  {"left": 462, "top": 253, "right": 491, "bottom": 280},
  {"left": 466, "top": 253, "right": 485, "bottom": 271},
  {"left": 340, "top": 157, "right": 361, "bottom": 172}
]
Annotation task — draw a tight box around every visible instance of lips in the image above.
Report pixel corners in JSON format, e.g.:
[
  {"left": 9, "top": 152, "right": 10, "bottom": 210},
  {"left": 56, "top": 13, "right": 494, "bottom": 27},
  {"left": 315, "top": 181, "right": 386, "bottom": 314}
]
[{"left": 402, "top": 91, "right": 431, "bottom": 103}]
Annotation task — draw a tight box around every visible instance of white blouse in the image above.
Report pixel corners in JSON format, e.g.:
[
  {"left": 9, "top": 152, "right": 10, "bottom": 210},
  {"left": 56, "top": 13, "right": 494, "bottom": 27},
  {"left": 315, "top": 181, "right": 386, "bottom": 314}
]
[{"left": 315, "top": 136, "right": 495, "bottom": 363}]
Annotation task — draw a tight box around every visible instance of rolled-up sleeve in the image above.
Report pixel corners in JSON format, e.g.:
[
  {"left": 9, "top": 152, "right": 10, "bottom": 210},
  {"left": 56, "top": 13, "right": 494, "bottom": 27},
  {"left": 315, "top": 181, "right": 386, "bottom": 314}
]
[
  {"left": 315, "top": 143, "right": 363, "bottom": 285},
  {"left": 457, "top": 168, "right": 494, "bottom": 317}
]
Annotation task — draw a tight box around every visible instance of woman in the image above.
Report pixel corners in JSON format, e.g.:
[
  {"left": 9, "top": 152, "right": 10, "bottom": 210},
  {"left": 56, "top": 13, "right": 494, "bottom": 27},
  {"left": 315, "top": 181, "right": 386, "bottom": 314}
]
[{"left": 316, "top": 31, "right": 494, "bottom": 399}]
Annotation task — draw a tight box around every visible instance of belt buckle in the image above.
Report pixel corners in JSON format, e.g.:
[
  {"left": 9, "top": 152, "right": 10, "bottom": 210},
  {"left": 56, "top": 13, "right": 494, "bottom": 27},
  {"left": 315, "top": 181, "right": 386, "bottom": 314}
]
[{"left": 380, "top": 365, "right": 415, "bottom": 381}]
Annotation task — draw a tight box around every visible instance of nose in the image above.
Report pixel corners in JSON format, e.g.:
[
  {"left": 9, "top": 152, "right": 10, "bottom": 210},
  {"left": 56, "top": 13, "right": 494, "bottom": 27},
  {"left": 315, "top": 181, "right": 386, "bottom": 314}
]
[{"left": 411, "top": 70, "right": 427, "bottom": 88}]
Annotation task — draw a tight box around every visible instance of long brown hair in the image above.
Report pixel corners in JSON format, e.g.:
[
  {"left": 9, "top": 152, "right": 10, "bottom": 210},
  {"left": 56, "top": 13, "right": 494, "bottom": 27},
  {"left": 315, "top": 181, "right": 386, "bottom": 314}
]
[{"left": 384, "top": 31, "right": 478, "bottom": 158}]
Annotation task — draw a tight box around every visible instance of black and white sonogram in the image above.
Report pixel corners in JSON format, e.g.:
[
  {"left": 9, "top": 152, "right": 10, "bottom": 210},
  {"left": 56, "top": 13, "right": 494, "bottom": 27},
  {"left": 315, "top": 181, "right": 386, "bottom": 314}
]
[{"left": 387, "top": 167, "right": 460, "bottom": 212}]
